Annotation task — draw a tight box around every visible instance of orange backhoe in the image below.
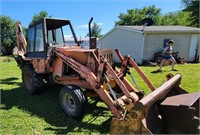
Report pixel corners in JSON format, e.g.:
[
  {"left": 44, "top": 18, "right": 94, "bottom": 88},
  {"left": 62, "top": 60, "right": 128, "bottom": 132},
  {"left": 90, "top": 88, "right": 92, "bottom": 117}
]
[{"left": 14, "top": 17, "right": 199, "bottom": 134}]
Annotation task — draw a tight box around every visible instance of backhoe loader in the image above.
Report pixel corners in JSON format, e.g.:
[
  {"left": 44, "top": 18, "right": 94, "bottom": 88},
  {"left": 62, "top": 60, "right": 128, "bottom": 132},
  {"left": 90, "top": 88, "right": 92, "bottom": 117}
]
[{"left": 14, "top": 17, "right": 199, "bottom": 134}]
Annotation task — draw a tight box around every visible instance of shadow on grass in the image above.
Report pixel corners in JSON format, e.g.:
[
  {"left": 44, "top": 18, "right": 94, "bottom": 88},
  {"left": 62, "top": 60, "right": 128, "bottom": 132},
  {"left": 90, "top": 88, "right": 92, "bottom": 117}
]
[
  {"left": 1, "top": 79, "right": 111, "bottom": 134},
  {"left": 151, "top": 69, "right": 168, "bottom": 74},
  {"left": 0, "top": 77, "right": 19, "bottom": 85}
]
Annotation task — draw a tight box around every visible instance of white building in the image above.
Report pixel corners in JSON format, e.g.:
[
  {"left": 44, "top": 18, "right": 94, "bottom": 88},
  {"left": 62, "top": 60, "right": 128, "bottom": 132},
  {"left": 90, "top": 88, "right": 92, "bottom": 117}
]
[
  {"left": 100, "top": 26, "right": 200, "bottom": 64},
  {"left": 64, "top": 36, "right": 100, "bottom": 49}
]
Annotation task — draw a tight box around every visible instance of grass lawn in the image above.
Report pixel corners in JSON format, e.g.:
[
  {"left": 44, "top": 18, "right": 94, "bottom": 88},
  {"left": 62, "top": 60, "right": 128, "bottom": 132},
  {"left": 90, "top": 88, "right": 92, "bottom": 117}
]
[{"left": 0, "top": 56, "right": 200, "bottom": 134}]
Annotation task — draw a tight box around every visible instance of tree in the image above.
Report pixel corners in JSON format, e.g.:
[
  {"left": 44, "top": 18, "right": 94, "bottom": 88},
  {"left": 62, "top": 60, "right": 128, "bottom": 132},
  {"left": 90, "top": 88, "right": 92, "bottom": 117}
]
[
  {"left": 181, "top": 0, "right": 199, "bottom": 27},
  {"left": 115, "top": 5, "right": 162, "bottom": 25},
  {"left": 161, "top": 11, "right": 191, "bottom": 26},
  {"left": 115, "top": 5, "right": 193, "bottom": 27},
  {"left": 30, "top": 10, "right": 51, "bottom": 24},
  {"left": 0, "top": 15, "right": 16, "bottom": 55},
  {"left": 86, "top": 23, "right": 102, "bottom": 38}
]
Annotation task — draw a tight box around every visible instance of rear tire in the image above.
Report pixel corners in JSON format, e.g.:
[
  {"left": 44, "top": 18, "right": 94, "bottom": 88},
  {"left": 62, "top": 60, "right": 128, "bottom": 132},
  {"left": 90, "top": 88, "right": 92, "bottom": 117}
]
[
  {"left": 59, "top": 85, "right": 87, "bottom": 119},
  {"left": 22, "top": 65, "right": 45, "bottom": 95}
]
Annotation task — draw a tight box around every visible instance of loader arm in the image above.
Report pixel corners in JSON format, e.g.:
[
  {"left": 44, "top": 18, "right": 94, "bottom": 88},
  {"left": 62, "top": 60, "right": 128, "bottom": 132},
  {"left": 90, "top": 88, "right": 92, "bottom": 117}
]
[
  {"left": 53, "top": 49, "right": 144, "bottom": 118},
  {"left": 115, "top": 49, "right": 155, "bottom": 91}
]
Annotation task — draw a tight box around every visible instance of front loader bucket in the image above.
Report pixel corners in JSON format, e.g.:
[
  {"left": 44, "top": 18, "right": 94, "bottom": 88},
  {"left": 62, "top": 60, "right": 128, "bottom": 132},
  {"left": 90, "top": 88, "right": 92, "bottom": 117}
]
[
  {"left": 159, "top": 92, "right": 199, "bottom": 134},
  {"left": 110, "top": 74, "right": 200, "bottom": 134}
]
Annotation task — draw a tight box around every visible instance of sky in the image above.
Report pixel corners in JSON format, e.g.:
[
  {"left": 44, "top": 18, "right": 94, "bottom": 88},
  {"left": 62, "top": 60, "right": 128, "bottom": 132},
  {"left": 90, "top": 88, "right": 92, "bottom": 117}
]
[{"left": 1, "top": 0, "right": 184, "bottom": 38}]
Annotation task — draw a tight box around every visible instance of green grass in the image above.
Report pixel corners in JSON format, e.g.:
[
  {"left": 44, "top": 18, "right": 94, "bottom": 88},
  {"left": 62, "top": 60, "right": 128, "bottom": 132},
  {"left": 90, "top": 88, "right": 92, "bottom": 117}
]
[
  {"left": 0, "top": 56, "right": 200, "bottom": 134},
  {"left": 126, "top": 63, "right": 200, "bottom": 94}
]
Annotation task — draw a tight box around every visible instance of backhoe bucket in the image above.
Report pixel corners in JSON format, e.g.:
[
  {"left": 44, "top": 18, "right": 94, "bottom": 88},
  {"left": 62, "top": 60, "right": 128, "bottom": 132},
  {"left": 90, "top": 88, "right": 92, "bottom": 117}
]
[
  {"left": 16, "top": 22, "right": 27, "bottom": 56},
  {"left": 110, "top": 74, "right": 200, "bottom": 134}
]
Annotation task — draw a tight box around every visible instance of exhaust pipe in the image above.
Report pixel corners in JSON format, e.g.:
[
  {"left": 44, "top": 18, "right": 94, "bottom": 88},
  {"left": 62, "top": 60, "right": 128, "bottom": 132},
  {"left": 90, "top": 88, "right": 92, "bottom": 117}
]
[
  {"left": 88, "top": 17, "right": 97, "bottom": 49},
  {"left": 88, "top": 17, "right": 93, "bottom": 41}
]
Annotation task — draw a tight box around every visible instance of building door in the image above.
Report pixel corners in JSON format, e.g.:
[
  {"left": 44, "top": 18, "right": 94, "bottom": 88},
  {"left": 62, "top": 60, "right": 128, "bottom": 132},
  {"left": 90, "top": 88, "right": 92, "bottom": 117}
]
[
  {"left": 163, "top": 39, "right": 170, "bottom": 48},
  {"left": 188, "top": 34, "right": 198, "bottom": 61}
]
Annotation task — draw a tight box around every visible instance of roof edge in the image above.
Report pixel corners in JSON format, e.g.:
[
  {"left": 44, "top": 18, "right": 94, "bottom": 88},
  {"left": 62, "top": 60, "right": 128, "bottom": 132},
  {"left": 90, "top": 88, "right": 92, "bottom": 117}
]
[
  {"left": 117, "top": 26, "right": 144, "bottom": 33},
  {"left": 99, "top": 27, "right": 117, "bottom": 40},
  {"left": 100, "top": 26, "right": 144, "bottom": 40}
]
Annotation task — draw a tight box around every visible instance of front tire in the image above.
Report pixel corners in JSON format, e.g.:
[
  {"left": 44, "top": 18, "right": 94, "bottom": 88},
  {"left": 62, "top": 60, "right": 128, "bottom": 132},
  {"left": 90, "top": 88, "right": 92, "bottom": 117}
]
[
  {"left": 22, "top": 65, "right": 45, "bottom": 95},
  {"left": 59, "top": 85, "right": 87, "bottom": 119}
]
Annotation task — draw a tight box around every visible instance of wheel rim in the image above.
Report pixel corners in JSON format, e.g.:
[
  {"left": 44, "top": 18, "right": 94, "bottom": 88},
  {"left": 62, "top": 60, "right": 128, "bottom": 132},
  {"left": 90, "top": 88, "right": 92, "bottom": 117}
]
[
  {"left": 24, "top": 72, "right": 33, "bottom": 90},
  {"left": 62, "top": 93, "right": 76, "bottom": 112}
]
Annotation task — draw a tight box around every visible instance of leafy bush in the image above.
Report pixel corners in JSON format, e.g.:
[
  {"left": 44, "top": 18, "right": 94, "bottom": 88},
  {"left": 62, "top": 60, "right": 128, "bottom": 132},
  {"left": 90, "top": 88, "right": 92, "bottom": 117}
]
[{"left": 0, "top": 16, "right": 16, "bottom": 55}]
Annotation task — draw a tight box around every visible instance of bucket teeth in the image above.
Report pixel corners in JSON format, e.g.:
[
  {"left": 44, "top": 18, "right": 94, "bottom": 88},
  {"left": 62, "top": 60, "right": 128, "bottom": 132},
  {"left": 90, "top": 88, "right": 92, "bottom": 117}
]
[{"left": 193, "top": 116, "right": 200, "bottom": 125}]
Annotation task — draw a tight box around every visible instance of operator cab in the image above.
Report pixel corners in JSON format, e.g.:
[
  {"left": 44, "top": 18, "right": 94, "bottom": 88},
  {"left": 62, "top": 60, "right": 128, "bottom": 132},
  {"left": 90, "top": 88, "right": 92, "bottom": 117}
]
[{"left": 26, "top": 18, "right": 79, "bottom": 57}]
